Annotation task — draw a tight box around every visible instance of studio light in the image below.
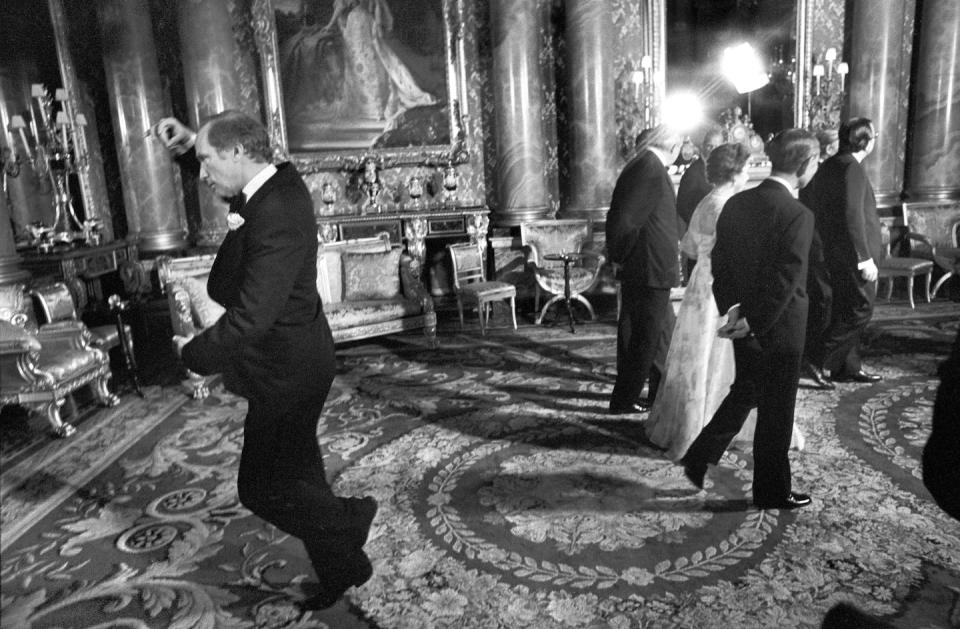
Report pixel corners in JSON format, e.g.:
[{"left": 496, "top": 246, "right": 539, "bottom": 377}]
[{"left": 721, "top": 42, "right": 769, "bottom": 95}]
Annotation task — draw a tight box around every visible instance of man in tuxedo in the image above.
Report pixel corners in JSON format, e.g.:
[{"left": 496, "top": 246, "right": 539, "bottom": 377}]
[
  {"left": 681, "top": 129, "right": 819, "bottom": 510},
  {"left": 606, "top": 125, "right": 681, "bottom": 414},
  {"left": 676, "top": 128, "right": 725, "bottom": 282},
  {"left": 803, "top": 118, "right": 883, "bottom": 383},
  {"left": 160, "top": 111, "right": 376, "bottom": 610}
]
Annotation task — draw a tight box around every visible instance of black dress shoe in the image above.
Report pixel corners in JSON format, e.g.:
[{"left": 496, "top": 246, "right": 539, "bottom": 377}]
[
  {"left": 609, "top": 401, "right": 649, "bottom": 415},
  {"left": 681, "top": 459, "right": 707, "bottom": 489},
  {"left": 349, "top": 496, "right": 378, "bottom": 548},
  {"left": 802, "top": 362, "right": 836, "bottom": 390},
  {"left": 830, "top": 369, "right": 882, "bottom": 383},
  {"left": 300, "top": 551, "right": 373, "bottom": 611},
  {"left": 754, "top": 492, "right": 811, "bottom": 510}
]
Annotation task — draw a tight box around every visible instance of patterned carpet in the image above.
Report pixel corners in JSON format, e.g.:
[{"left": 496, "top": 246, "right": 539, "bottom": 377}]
[{"left": 1, "top": 302, "right": 958, "bottom": 628}]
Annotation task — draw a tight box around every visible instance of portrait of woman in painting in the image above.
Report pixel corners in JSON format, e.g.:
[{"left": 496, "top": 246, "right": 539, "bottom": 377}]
[{"left": 276, "top": 0, "right": 449, "bottom": 152}]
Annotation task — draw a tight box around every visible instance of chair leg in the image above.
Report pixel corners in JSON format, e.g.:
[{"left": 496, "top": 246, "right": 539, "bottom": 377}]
[
  {"left": 478, "top": 301, "right": 487, "bottom": 335},
  {"left": 931, "top": 272, "right": 953, "bottom": 299},
  {"left": 509, "top": 295, "right": 517, "bottom": 330},
  {"left": 37, "top": 399, "right": 76, "bottom": 438},
  {"left": 883, "top": 277, "right": 893, "bottom": 301},
  {"left": 906, "top": 276, "right": 916, "bottom": 309},
  {"left": 456, "top": 297, "right": 465, "bottom": 330},
  {"left": 534, "top": 286, "right": 541, "bottom": 318},
  {"left": 616, "top": 284, "right": 622, "bottom": 320},
  {"left": 93, "top": 374, "right": 121, "bottom": 407},
  {"left": 924, "top": 271, "right": 931, "bottom": 303}
]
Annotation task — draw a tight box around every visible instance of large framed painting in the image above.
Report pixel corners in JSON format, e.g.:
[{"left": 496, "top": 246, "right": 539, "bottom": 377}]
[{"left": 251, "top": 0, "right": 469, "bottom": 171}]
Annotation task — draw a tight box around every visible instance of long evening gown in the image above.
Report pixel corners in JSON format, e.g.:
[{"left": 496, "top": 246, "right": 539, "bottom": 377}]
[{"left": 645, "top": 185, "right": 805, "bottom": 461}]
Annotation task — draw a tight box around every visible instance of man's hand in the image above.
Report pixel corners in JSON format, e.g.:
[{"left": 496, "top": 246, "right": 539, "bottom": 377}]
[
  {"left": 718, "top": 305, "right": 752, "bottom": 339},
  {"left": 172, "top": 334, "right": 194, "bottom": 359},
  {"left": 151, "top": 118, "right": 196, "bottom": 156},
  {"left": 860, "top": 258, "right": 878, "bottom": 282}
]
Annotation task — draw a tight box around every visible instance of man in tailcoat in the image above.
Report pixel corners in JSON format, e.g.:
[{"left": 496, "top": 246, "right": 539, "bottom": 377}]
[
  {"left": 681, "top": 129, "right": 819, "bottom": 510},
  {"left": 606, "top": 125, "right": 681, "bottom": 414},
  {"left": 160, "top": 111, "right": 376, "bottom": 610},
  {"left": 802, "top": 117, "right": 883, "bottom": 383}
]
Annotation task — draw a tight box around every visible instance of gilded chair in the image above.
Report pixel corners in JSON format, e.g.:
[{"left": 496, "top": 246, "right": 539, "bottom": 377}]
[
  {"left": 447, "top": 242, "right": 517, "bottom": 334},
  {"left": 877, "top": 223, "right": 933, "bottom": 309},
  {"left": 900, "top": 203, "right": 960, "bottom": 299},
  {"left": 29, "top": 281, "right": 135, "bottom": 362},
  {"left": 0, "top": 283, "right": 119, "bottom": 437},
  {"left": 519, "top": 219, "right": 605, "bottom": 325}
]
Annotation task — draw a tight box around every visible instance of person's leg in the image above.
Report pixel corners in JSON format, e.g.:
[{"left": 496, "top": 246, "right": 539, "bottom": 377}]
[
  {"left": 751, "top": 345, "right": 802, "bottom": 503},
  {"left": 823, "top": 270, "right": 874, "bottom": 375},
  {"left": 610, "top": 287, "right": 670, "bottom": 410},
  {"left": 681, "top": 336, "right": 762, "bottom": 484}
]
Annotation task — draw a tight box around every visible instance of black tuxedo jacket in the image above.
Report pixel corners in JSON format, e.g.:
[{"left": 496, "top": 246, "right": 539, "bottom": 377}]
[
  {"left": 606, "top": 149, "right": 679, "bottom": 290},
  {"left": 713, "top": 179, "right": 813, "bottom": 339},
  {"left": 801, "top": 152, "right": 882, "bottom": 271},
  {"left": 676, "top": 157, "right": 710, "bottom": 226},
  {"left": 182, "top": 162, "right": 333, "bottom": 400}
]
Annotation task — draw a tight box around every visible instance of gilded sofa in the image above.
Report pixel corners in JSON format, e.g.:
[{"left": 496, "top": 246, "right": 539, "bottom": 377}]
[
  {"left": 0, "top": 283, "right": 119, "bottom": 437},
  {"left": 157, "top": 236, "right": 437, "bottom": 398}
]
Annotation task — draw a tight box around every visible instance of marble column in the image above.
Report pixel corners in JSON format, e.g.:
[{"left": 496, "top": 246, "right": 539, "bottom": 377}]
[
  {"left": 489, "top": 0, "right": 551, "bottom": 225},
  {"left": 846, "top": 0, "right": 915, "bottom": 207},
  {"left": 98, "top": 0, "right": 188, "bottom": 254},
  {"left": 178, "top": 0, "right": 262, "bottom": 246},
  {"left": 564, "top": 0, "right": 619, "bottom": 219},
  {"left": 905, "top": 0, "right": 960, "bottom": 201}
]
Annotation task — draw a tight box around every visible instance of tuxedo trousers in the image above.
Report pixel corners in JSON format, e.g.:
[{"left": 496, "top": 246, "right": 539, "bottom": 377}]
[
  {"left": 822, "top": 268, "right": 876, "bottom": 373},
  {"left": 236, "top": 365, "right": 366, "bottom": 585},
  {"left": 683, "top": 330, "right": 802, "bottom": 502},
  {"left": 611, "top": 285, "right": 673, "bottom": 408}
]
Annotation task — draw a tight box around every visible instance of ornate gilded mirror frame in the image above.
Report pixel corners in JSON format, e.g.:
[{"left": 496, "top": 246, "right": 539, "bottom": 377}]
[
  {"left": 251, "top": 0, "right": 469, "bottom": 174},
  {"left": 794, "top": 0, "right": 812, "bottom": 128}
]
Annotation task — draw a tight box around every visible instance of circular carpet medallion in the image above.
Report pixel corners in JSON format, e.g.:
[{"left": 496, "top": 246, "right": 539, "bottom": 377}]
[
  {"left": 334, "top": 404, "right": 796, "bottom": 627},
  {"left": 833, "top": 376, "right": 938, "bottom": 498}
]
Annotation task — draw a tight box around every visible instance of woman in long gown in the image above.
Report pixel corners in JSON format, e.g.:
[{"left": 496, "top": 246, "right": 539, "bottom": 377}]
[{"left": 645, "top": 143, "right": 805, "bottom": 460}]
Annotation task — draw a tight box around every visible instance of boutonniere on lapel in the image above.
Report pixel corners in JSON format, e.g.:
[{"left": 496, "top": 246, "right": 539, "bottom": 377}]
[{"left": 227, "top": 213, "right": 245, "bottom": 231}]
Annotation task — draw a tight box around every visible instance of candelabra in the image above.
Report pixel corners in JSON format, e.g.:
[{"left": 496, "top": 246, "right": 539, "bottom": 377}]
[
  {"left": 808, "top": 47, "right": 849, "bottom": 131},
  {"left": 6, "top": 83, "right": 99, "bottom": 250}
]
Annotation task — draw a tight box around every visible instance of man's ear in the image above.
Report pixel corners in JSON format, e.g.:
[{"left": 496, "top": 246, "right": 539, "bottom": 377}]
[{"left": 233, "top": 144, "right": 244, "bottom": 160}]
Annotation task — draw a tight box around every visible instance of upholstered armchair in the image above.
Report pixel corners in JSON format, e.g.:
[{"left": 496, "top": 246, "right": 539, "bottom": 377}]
[
  {"left": 519, "top": 219, "right": 605, "bottom": 324},
  {"left": 157, "top": 254, "right": 222, "bottom": 399},
  {"left": 0, "top": 283, "right": 119, "bottom": 438},
  {"left": 900, "top": 204, "right": 960, "bottom": 299}
]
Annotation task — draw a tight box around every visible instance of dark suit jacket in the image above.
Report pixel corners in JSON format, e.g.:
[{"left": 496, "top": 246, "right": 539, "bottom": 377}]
[
  {"left": 676, "top": 157, "right": 711, "bottom": 226},
  {"left": 801, "top": 152, "right": 882, "bottom": 272},
  {"left": 713, "top": 179, "right": 814, "bottom": 339},
  {"left": 182, "top": 162, "right": 333, "bottom": 401},
  {"left": 606, "top": 149, "right": 679, "bottom": 291}
]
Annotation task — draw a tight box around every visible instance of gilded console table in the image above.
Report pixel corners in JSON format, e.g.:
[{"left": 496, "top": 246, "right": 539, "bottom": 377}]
[
  {"left": 17, "top": 239, "right": 139, "bottom": 310},
  {"left": 317, "top": 207, "right": 491, "bottom": 276}
]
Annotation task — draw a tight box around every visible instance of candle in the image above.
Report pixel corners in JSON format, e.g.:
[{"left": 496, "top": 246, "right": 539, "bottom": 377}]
[
  {"left": 812, "top": 63, "right": 825, "bottom": 94},
  {"left": 824, "top": 47, "right": 837, "bottom": 78},
  {"left": 837, "top": 62, "right": 849, "bottom": 92},
  {"left": 10, "top": 115, "right": 34, "bottom": 162},
  {"left": 56, "top": 111, "right": 69, "bottom": 150}
]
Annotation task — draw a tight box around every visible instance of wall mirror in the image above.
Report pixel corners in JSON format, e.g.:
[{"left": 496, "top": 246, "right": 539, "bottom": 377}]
[
  {"left": 251, "top": 0, "right": 469, "bottom": 173},
  {"left": 665, "top": 0, "right": 811, "bottom": 139}
]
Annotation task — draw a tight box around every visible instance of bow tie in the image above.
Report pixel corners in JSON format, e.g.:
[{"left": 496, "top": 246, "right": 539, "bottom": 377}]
[{"left": 228, "top": 193, "right": 246, "bottom": 214}]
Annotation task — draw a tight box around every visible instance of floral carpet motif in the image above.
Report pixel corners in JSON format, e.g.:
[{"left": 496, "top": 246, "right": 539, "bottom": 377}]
[{"left": 0, "top": 304, "right": 958, "bottom": 628}]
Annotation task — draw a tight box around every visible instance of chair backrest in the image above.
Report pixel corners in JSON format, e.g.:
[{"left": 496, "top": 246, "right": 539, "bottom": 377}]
[
  {"left": 447, "top": 242, "right": 486, "bottom": 290},
  {"left": 156, "top": 254, "right": 218, "bottom": 293},
  {"left": 0, "top": 283, "right": 38, "bottom": 331},
  {"left": 903, "top": 203, "right": 960, "bottom": 255},
  {"left": 318, "top": 234, "right": 392, "bottom": 304},
  {"left": 519, "top": 219, "right": 593, "bottom": 267},
  {"left": 29, "top": 282, "right": 79, "bottom": 324}
]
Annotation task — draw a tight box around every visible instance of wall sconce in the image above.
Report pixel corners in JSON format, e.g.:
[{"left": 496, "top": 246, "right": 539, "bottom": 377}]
[{"left": 809, "top": 47, "right": 849, "bottom": 130}]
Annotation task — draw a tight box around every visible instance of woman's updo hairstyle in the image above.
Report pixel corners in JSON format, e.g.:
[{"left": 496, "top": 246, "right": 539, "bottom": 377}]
[{"left": 706, "top": 142, "right": 751, "bottom": 185}]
